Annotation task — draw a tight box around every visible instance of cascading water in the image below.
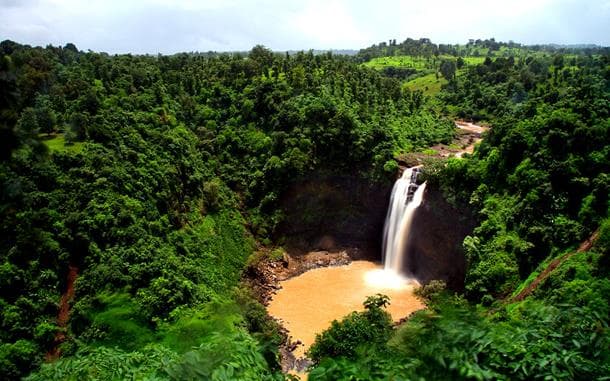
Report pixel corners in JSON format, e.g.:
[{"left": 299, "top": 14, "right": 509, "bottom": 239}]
[{"left": 381, "top": 166, "right": 427, "bottom": 275}]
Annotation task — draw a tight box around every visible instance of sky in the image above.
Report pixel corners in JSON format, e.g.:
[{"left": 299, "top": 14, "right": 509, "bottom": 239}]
[{"left": 1, "top": 0, "right": 609, "bottom": 54}]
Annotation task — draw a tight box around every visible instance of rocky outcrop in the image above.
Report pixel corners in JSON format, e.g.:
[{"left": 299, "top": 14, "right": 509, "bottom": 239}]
[
  {"left": 244, "top": 250, "right": 353, "bottom": 305},
  {"left": 405, "top": 186, "right": 475, "bottom": 291},
  {"left": 276, "top": 175, "right": 392, "bottom": 258}
]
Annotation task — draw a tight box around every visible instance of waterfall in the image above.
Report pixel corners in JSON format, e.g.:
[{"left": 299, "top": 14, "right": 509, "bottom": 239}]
[{"left": 382, "top": 166, "right": 427, "bottom": 275}]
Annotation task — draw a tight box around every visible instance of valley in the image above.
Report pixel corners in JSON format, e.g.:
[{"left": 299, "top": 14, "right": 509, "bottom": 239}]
[{"left": 0, "top": 35, "right": 608, "bottom": 381}]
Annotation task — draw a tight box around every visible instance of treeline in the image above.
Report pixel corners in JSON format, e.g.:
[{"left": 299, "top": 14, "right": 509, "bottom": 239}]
[
  {"left": 0, "top": 41, "right": 454, "bottom": 379},
  {"left": 357, "top": 37, "right": 610, "bottom": 62},
  {"left": 308, "top": 48, "right": 609, "bottom": 379}
]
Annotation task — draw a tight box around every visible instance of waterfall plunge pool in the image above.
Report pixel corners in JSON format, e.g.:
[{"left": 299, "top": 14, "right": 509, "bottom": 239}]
[
  {"left": 268, "top": 165, "right": 428, "bottom": 374},
  {"left": 266, "top": 260, "right": 424, "bottom": 360}
]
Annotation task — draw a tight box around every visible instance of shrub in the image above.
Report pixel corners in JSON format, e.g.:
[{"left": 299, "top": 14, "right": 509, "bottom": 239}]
[
  {"left": 0, "top": 340, "right": 39, "bottom": 380},
  {"left": 308, "top": 294, "right": 393, "bottom": 363}
]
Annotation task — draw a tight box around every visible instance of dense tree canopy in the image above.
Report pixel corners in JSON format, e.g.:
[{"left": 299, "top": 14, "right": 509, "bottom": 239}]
[
  {"left": 0, "top": 38, "right": 608, "bottom": 380},
  {"left": 0, "top": 41, "right": 454, "bottom": 379}
]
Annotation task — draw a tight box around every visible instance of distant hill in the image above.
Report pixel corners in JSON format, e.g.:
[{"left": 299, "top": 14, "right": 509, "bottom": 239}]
[
  {"left": 356, "top": 37, "right": 609, "bottom": 62},
  {"left": 282, "top": 49, "right": 358, "bottom": 56}
]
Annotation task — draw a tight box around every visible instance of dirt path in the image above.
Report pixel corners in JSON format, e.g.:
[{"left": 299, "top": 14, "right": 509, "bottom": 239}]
[
  {"left": 45, "top": 264, "right": 78, "bottom": 361},
  {"left": 455, "top": 120, "right": 488, "bottom": 134},
  {"left": 510, "top": 230, "right": 599, "bottom": 303},
  {"left": 454, "top": 121, "right": 489, "bottom": 157},
  {"left": 398, "top": 120, "right": 489, "bottom": 166}
]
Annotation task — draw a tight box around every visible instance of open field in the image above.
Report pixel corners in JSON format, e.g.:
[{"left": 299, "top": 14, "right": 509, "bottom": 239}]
[{"left": 42, "top": 134, "right": 85, "bottom": 153}]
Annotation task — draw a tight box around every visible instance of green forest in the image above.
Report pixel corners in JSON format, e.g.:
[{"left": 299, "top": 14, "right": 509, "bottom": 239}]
[{"left": 0, "top": 36, "right": 608, "bottom": 380}]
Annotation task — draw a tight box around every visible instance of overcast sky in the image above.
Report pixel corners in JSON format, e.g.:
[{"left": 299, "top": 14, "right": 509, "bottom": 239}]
[{"left": 1, "top": 0, "right": 609, "bottom": 54}]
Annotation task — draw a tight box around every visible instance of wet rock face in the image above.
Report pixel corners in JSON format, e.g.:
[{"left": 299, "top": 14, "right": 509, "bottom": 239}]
[
  {"left": 276, "top": 175, "right": 392, "bottom": 257},
  {"left": 405, "top": 186, "right": 475, "bottom": 291},
  {"left": 275, "top": 174, "right": 473, "bottom": 291}
]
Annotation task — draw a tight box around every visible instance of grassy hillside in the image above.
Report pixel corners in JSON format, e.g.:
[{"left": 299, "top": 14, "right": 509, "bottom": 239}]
[{"left": 363, "top": 55, "right": 486, "bottom": 96}]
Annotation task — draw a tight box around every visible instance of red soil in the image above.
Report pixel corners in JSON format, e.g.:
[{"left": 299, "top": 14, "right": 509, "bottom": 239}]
[
  {"left": 45, "top": 264, "right": 78, "bottom": 361},
  {"left": 510, "top": 230, "right": 599, "bottom": 303}
]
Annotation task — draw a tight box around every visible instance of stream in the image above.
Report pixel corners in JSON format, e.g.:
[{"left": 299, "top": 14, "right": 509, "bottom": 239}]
[{"left": 455, "top": 121, "right": 488, "bottom": 157}]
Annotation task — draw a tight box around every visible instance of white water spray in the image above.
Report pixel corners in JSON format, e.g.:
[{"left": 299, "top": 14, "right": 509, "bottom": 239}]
[{"left": 381, "top": 167, "right": 427, "bottom": 275}]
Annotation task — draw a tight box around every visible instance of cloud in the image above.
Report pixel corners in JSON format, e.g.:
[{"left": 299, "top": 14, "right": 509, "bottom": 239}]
[
  {"left": 0, "top": 0, "right": 38, "bottom": 7},
  {"left": 292, "top": 0, "right": 367, "bottom": 48},
  {"left": 0, "top": 0, "right": 608, "bottom": 53}
]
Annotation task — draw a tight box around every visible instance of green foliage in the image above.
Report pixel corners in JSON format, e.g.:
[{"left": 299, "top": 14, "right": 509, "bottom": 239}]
[
  {"left": 432, "top": 51, "right": 609, "bottom": 300},
  {"left": 464, "top": 232, "right": 524, "bottom": 300},
  {"left": 362, "top": 294, "right": 390, "bottom": 309},
  {"left": 311, "top": 295, "right": 610, "bottom": 380},
  {"left": 388, "top": 112, "right": 455, "bottom": 153},
  {"left": 356, "top": 37, "right": 588, "bottom": 64},
  {"left": 26, "top": 344, "right": 179, "bottom": 381},
  {"left": 76, "top": 292, "right": 156, "bottom": 351},
  {"left": 34, "top": 95, "right": 57, "bottom": 135},
  {"left": 363, "top": 53, "right": 483, "bottom": 96},
  {"left": 414, "top": 279, "right": 447, "bottom": 303},
  {"left": 268, "top": 247, "right": 285, "bottom": 262},
  {"left": 201, "top": 178, "right": 222, "bottom": 213},
  {"left": 28, "top": 301, "right": 283, "bottom": 380},
  {"left": 159, "top": 301, "right": 244, "bottom": 354},
  {"left": 0, "top": 340, "right": 39, "bottom": 380},
  {"left": 165, "top": 331, "right": 282, "bottom": 381},
  {"left": 398, "top": 297, "right": 609, "bottom": 380},
  {"left": 309, "top": 349, "right": 413, "bottom": 381},
  {"left": 33, "top": 321, "right": 58, "bottom": 348},
  {"left": 232, "top": 288, "right": 282, "bottom": 370},
  {"left": 308, "top": 294, "right": 393, "bottom": 363},
  {"left": 533, "top": 246, "right": 610, "bottom": 316},
  {"left": 363, "top": 55, "right": 430, "bottom": 71},
  {"left": 595, "top": 216, "right": 610, "bottom": 261},
  {"left": 439, "top": 59, "right": 456, "bottom": 81}
]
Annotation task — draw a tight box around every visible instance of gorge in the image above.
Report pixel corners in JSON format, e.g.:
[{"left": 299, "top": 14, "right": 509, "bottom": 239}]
[
  {"left": 266, "top": 159, "right": 466, "bottom": 373},
  {"left": 3, "top": 38, "right": 607, "bottom": 381}
]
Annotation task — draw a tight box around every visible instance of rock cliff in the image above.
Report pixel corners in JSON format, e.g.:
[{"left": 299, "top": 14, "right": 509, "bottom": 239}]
[{"left": 406, "top": 186, "right": 475, "bottom": 291}]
